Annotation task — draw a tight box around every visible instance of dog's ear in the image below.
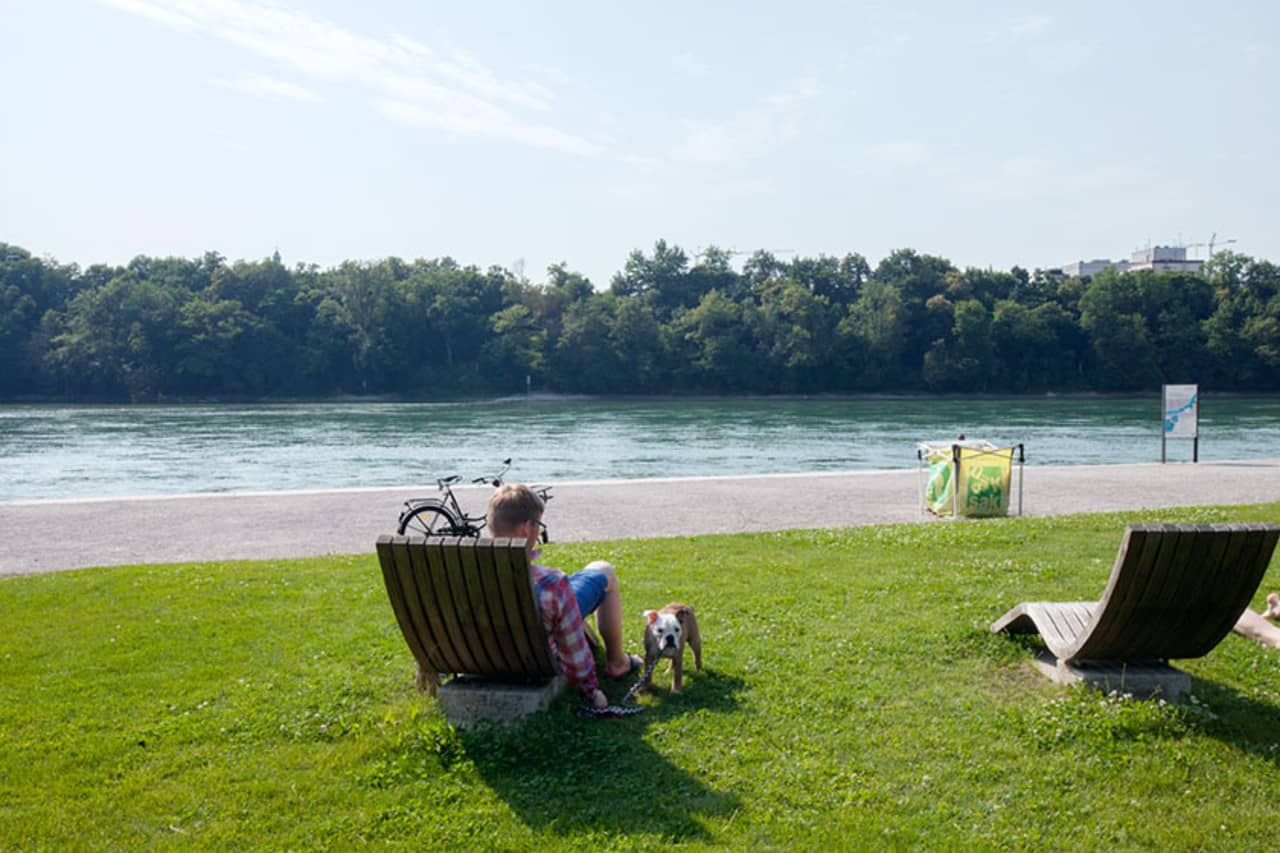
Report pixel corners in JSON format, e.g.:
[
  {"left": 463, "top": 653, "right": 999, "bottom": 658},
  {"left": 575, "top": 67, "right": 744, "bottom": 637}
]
[
  {"left": 675, "top": 606, "right": 693, "bottom": 625},
  {"left": 644, "top": 609, "right": 659, "bottom": 625}
]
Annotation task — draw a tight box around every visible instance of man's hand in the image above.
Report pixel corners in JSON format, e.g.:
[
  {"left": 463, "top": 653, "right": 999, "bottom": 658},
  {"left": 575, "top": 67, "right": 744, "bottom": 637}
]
[{"left": 590, "top": 688, "right": 608, "bottom": 710}]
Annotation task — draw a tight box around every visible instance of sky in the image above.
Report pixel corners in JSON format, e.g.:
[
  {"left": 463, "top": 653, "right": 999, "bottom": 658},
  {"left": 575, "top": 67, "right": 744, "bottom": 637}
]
[{"left": 2, "top": 1, "right": 1277, "bottom": 288}]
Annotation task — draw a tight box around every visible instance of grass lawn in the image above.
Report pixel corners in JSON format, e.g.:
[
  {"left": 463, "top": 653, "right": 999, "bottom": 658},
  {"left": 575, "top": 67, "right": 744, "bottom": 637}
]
[{"left": 4, "top": 503, "right": 1280, "bottom": 849}]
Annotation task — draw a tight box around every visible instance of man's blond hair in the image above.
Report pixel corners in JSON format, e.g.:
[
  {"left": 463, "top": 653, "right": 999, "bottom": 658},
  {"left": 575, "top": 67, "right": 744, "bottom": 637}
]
[{"left": 486, "top": 483, "right": 545, "bottom": 537}]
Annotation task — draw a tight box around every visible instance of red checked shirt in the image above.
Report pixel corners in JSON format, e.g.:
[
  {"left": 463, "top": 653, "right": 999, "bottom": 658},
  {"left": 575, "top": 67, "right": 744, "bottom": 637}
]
[{"left": 530, "top": 561, "right": 601, "bottom": 700}]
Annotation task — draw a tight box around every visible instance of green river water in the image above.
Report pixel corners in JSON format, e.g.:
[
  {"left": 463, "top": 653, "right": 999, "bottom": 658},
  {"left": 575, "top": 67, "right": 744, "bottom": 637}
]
[{"left": 2, "top": 396, "right": 1276, "bottom": 502}]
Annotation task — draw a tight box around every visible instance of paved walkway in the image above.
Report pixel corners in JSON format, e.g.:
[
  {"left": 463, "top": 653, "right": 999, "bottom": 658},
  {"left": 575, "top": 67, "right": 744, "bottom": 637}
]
[{"left": 2, "top": 460, "right": 1278, "bottom": 577}]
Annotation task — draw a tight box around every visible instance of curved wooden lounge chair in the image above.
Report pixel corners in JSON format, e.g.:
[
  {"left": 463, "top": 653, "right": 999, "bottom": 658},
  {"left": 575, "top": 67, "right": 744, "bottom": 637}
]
[
  {"left": 376, "top": 535, "right": 558, "bottom": 696},
  {"left": 991, "top": 523, "right": 1279, "bottom": 692}
]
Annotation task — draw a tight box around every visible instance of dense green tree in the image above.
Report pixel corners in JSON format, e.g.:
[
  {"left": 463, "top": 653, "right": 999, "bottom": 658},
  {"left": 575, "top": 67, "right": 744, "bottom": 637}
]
[
  {"left": 688, "top": 246, "right": 746, "bottom": 302},
  {"left": 1204, "top": 253, "right": 1280, "bottom": 387},
  {"left": 549, "top": 293, "right": 620, "bottom": 393},
  {"left": 926, "top": 299, "right": 995, "bottom": 391},
  {"left": 844, "top": 278, "right": 908, "bottom": 389},
  {"left": 482, "top": 304, "right": 544, "bottom": 391},
  {"left": 871, "top": 249, "right": 958, "bottom": 381},
  {"left": 610, "top": 240, "right": 695, "bottom": 318},
  {"left": 174, "top": 295, "right": 270, "bottom": 395},
  {"left": 2, "top": 240, "right": 1278, "bottom": 400},
  {"left": 0, "top": 279, "right": 38, "bottom": 394},
  {"left": 670, "top": 290, "right": 759, "bottom": 391},
  {"left": 44, "top": 273, "right": 181, "bottom": 399},
  {"left": 754, "top": 279, "right": 834, "bottom": 392},
  {"left": 1078, "top": 270, "right": 1161, "bottom": 389},
  {"left": 785, "top": 254, "right": 864, "bottom": 305},
  {"left": 609, "top": 297, "right": 665, "bottom": 393},
  {"left": 991, "top": 299, "right": 1078, "bottom": 391}
]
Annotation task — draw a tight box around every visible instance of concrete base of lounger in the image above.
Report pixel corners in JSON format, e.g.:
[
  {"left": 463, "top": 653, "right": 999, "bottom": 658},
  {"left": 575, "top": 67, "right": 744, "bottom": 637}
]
[
  {"left": 1030, "top": 650, "right": 1190, "bottom": 700},
  {"left": 436, "top": 675, "right": 567, "bottom": 728}
]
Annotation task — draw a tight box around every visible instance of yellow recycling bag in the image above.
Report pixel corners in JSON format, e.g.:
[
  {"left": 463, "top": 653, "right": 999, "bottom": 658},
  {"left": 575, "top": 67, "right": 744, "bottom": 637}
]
[{"left": 923, "top": 444, "right": 1014, "bottom": 517}]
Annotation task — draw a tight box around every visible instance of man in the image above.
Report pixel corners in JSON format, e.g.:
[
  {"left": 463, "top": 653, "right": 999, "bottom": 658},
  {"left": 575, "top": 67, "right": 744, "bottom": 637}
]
[{"left": 486, "top": 483, "right": 641, "bottom": 710}]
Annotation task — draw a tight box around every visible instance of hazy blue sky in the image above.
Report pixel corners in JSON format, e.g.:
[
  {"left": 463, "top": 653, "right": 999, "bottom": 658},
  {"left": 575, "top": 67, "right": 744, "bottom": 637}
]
[{"left": 2, "top": 1, "right": 1276, "bottom": 286}]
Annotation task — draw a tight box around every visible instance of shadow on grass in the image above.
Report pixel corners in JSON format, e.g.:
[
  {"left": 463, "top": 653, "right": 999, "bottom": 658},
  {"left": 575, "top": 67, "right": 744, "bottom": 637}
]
[
  {"left": 458, "top": 668, "right": 746, "bottom": 841},
  {"left": 1191, "top": 675, "right": 1280, "bottom": 766}
]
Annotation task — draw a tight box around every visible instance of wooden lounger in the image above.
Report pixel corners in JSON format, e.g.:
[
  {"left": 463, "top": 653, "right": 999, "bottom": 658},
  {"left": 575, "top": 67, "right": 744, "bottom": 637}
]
[
  {"left": 376, "top": 535, "right": 557, "bottom": 695},
  {"left": 992, "top": 523, "right": 1280, "bottom": 668}
]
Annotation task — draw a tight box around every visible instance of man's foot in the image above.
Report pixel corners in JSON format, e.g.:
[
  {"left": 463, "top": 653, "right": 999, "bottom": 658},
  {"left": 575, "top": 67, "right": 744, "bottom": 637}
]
[
  {"left": 605, "top": 654, "right": 643, "bottom": 680},
  {"left": 1265, "top": 592, "right": 1280, "bottom": 620}
]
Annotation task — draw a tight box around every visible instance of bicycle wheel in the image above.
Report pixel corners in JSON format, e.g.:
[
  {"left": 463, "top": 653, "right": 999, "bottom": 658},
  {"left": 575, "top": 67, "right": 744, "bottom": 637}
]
[{"left": 397, "top": 503, "right": 463, "bottom": 536}]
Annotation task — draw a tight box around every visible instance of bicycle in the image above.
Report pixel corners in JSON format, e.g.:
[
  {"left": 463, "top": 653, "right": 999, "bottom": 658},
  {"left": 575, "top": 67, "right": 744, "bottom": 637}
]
[{"left": 396, "top": 458, "right": 553, "bottom": 542}]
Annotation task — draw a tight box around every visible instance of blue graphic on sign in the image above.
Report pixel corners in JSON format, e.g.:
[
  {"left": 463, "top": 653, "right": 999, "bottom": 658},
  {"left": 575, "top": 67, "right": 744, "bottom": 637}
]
[{"left": 1164, "top": 392, "right": 1198, "bottom": 434}]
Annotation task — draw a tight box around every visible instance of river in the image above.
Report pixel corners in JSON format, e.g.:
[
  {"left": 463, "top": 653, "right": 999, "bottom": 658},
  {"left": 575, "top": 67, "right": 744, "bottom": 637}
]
[{"left": 2, "top": 396, "right": 1276, "bottom": 502}]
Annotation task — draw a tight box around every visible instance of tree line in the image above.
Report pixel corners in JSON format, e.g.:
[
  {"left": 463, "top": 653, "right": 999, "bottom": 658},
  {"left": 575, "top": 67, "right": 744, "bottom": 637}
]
[{"left": 2, "top": 240, "right": 1278, "bottom": 401}]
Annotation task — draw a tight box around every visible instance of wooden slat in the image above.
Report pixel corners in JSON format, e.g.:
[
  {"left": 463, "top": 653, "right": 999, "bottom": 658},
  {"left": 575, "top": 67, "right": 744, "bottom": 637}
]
[
  {"left": 1162, "top": 524, "right": 1239, "bottom": 659},
  {"left": 1069, "top": 526, "right": 1159, "bottom": 659},
  {"left": 389, "top": 537, "right": 450, "bottom": 671},
  {"left": 1114, "top": 524, "right": 1194, "bottom": 660},
  {"left": 1040, "top": 604, "right": 1077, "bottom": 650},
  {"left": 421, "top": 538, "right": 481, "bottom": 675},
  {"left": 1157, "top": 524, "right": 1230, "bottom": 656},
  {"left": 390, "top": 536, "right": 455, "bottom": 673},
  {"left": 1188, "top": 525, "right": 1277, "bottom": 657},
  {"left": 489, "top": 538, "right": 544, "bottom": 675},
  {"left": 405, "top": 538, "right": 468, "bottom": 673},
  {"left": 516, "top": 540, "right": 557, "bottom": 673},
  {"left": 376, "top": 536, "right": 433, "bottom": 675},
  {"left": 470, "top": 538, "right": 520, "bottom": 673},
  {"left": 456, "top": 539, "right": 517, "bottom": 674}
]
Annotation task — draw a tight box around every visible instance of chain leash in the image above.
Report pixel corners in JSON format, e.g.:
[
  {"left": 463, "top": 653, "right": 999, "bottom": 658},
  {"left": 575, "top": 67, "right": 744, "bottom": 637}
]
[{"left": 576, "top": 657, "right": 658, "bottom": 719}]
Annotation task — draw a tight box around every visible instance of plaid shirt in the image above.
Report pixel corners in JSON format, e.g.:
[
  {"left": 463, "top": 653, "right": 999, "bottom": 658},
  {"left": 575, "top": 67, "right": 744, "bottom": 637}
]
[{"left": 531, "top": 561, "right": 600, "bottom": 700}]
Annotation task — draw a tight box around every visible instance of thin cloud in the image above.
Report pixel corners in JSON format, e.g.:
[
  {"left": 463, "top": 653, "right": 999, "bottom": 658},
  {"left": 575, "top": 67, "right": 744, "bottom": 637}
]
[
  {"left": 864, "top": 141, "right": 929, "bottom": 168},
  {"left": 375, "top": 98, "right": 603, "bottom": 157},
  {"left": 99, "top": 0, "right": 195, "bottom": 30},
  {"left": 1008, "top": 15, "right": 1051, "bottom": 40},
  {"left": 673, "top": 79, "right": 820, "bottom": 167},
  {"left": 672, "top": 51, "right": 710, "bottom": 78},
  {"left": 948, "top": 155, "right": 1169, "bottom": 205},
  {"left": 97, "top": 0, "right": 600, "bottom": 156},
  {"left": 214, "top": 72, "right": 321, "bottom": 103}
]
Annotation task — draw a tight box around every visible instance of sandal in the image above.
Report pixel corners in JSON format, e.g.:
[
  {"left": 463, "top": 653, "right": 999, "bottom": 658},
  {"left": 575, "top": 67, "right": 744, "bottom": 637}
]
[{"left": 605, "top": 654, "right": 643, "bottom": 680}]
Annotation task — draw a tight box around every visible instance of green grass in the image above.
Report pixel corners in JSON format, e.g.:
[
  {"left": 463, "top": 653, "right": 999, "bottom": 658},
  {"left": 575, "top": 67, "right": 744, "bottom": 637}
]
[{"left": 5, "top": 504, "right": 1280, "bottom": 849}]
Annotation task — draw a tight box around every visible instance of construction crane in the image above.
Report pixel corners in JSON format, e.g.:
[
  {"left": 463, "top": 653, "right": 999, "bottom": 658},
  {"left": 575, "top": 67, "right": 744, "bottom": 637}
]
[
  {"left": 1186, "top": 233, "right": 1238, "bottom": 260},
  {"left": 1209, "top": 233, "right": 1237, "bottom": 259},
  {"left": 693, "top": 246, "right": 795, "bottom": 259}
]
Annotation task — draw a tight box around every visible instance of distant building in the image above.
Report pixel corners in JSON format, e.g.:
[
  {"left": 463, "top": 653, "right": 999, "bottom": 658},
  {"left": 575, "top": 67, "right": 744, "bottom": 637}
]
[
  {"left": 1061, "top": 258, "right": 1128, "bottom": 278},
  {"left": 1124, "top": 245, "right": 1204, "bottom": 274},
  {"left": 1051, "top": 245, "right": 1203, "bottom": 278}
]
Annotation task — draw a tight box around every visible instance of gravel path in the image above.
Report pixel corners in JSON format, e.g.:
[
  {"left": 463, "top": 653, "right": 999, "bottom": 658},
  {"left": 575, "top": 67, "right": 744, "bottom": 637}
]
[{"left": 3, "top": 460, "right": 1278, "bottom": 577}]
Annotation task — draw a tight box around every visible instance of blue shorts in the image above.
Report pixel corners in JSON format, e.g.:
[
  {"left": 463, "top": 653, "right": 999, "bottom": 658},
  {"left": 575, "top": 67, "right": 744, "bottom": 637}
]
[{"left": 568, "top": 567, "right": 608, "bottom": 617}]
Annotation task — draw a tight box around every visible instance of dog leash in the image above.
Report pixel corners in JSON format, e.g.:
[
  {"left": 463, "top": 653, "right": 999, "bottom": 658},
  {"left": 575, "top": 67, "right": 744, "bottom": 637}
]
[{"left": 575, "top": 658, "right": 657, "bottom": 719}]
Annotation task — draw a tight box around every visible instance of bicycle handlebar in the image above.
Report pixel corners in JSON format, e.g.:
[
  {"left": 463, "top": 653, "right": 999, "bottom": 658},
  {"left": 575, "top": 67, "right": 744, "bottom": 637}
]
[{"left": 437, "top": 461, "right": 523, "bottom": 491}]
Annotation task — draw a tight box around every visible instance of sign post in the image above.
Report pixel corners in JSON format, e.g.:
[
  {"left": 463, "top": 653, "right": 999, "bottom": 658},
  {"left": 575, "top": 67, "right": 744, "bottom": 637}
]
[{"left": 1162, "top": 384, "right": 1199, "bottom": 463}]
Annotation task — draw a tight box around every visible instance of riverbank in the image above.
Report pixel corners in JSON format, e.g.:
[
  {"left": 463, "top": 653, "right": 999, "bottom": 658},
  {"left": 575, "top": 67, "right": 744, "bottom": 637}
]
[
  {"left": 8, "top": 390, "right": 1280, "bottom": 406},
  {"left": 4, "top": 460, "right": 1279, "bottom": 577}
]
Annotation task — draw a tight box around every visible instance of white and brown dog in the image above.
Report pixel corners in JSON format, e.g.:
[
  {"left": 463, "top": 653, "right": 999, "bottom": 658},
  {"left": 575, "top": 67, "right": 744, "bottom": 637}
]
[{"left": 640, "top": 602, "right": 702, "bottom": 693}]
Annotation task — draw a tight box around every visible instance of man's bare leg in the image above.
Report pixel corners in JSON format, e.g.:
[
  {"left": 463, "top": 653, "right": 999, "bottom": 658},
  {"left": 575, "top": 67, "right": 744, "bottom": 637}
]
[{"left": 586, "top": 560, "right": 633, "bottom": 676}]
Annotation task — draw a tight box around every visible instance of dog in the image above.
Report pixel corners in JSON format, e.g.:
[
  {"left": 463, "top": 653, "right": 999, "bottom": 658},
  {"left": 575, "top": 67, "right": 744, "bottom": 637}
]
[
  {"left": 639, "top": 602, "right": 702, "bottom": 693},
  {"left": 1266, "top": 592, "right": 1280, "bottom": 620}
]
